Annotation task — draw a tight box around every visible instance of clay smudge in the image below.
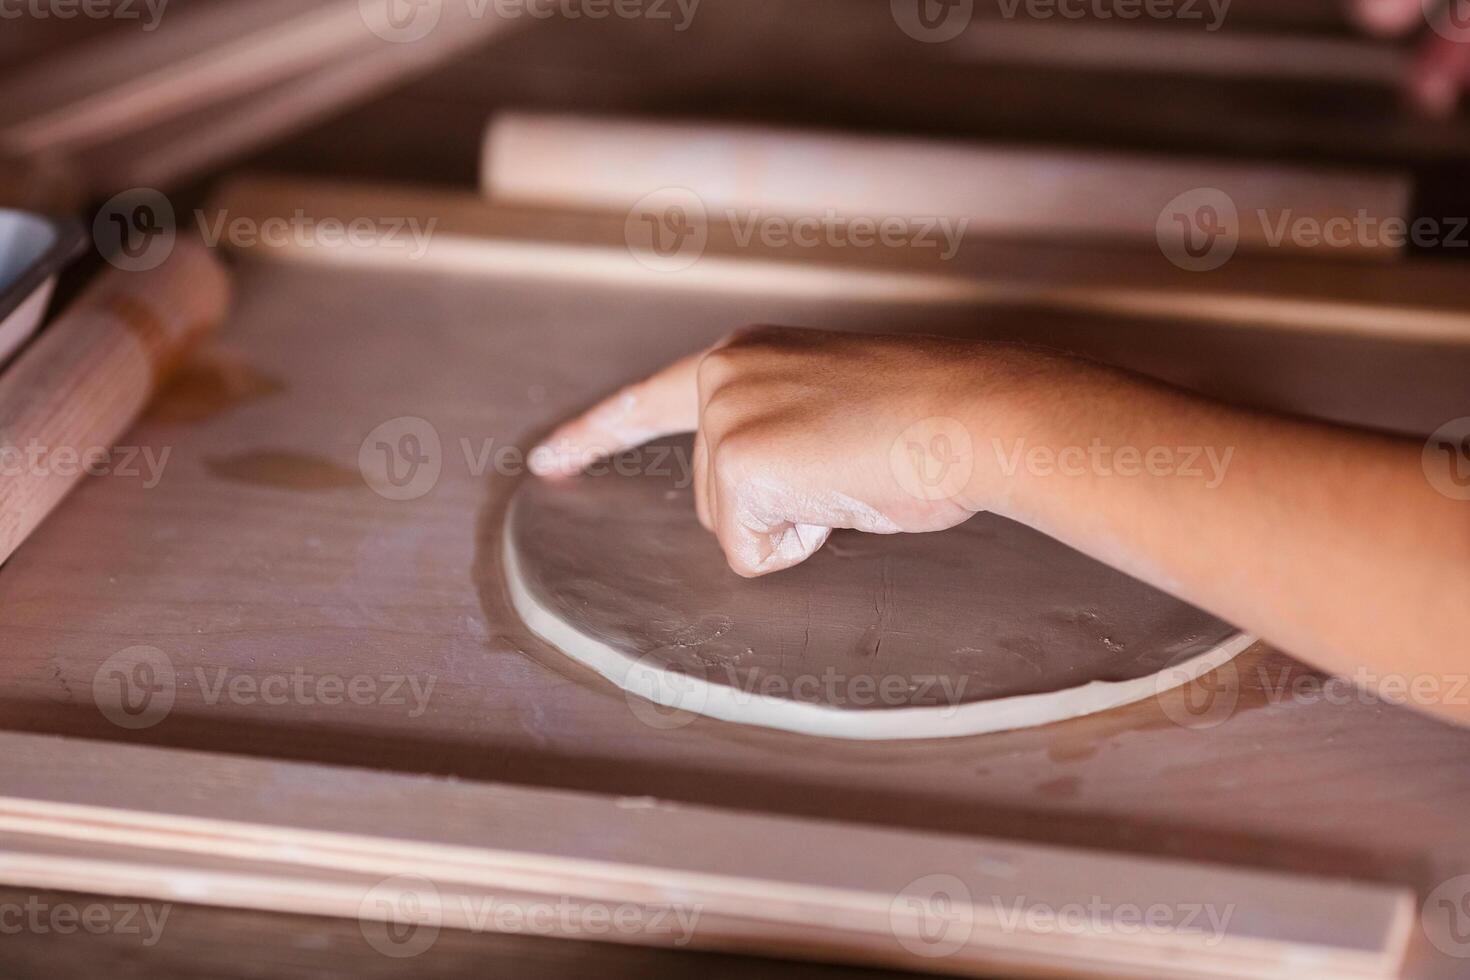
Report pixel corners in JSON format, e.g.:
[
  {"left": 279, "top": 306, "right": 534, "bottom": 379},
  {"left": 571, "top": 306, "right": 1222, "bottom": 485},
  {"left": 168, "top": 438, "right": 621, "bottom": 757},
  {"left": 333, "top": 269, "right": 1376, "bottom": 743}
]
[
  {"left": 1047, "top": 739, "right": 1101, "bottom": 764},
  {"left": 147, "top": 350, "right": 286, "bottom": 425},
  {"left": 206, "top": 451, "right": 360, "bottom": 492},
  {"left": 1036, "top": 775, "right": 1082, "bottom": 799}
]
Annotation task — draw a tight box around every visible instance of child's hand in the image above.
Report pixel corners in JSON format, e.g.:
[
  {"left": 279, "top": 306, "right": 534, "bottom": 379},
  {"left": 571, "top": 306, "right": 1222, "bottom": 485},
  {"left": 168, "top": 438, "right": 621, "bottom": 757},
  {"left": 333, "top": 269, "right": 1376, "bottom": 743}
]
[
  {"left": 530, "top": 320, "right": 1470, "bottom": 726},
  {"left": 531, "top": 327, "right": 1047, "bottom": 577},
  {"left": 1351, "top": 0, "right": 1470, "bottom": 116}
]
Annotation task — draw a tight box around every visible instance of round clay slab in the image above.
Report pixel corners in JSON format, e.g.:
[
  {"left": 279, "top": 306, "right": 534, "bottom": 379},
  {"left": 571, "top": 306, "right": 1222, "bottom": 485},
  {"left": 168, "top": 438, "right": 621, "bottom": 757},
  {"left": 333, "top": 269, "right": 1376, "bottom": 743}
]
[{"left": 505, "top": 437, "right": 1251, "bottom": 740}]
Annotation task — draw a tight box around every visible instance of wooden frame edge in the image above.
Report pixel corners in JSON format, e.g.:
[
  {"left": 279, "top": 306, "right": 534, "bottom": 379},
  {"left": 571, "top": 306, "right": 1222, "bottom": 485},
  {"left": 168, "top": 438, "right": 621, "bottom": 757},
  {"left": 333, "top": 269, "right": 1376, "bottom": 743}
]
[
  {"left": 205, "top": 175, "right": 1470, "bottom": 346},
  {"left": 0, "top": 731, "right": 1414, "bottom": 978}
]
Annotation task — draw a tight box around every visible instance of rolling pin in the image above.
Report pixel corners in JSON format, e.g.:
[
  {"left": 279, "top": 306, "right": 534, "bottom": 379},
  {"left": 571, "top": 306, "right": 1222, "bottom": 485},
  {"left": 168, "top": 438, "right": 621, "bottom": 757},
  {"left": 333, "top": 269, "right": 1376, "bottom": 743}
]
[
  {"left": 482, "top": 112, "right": 1412, "bottom": 259},
  {"left": 0, "top": 238, "right": 230, "bottom": 565}
]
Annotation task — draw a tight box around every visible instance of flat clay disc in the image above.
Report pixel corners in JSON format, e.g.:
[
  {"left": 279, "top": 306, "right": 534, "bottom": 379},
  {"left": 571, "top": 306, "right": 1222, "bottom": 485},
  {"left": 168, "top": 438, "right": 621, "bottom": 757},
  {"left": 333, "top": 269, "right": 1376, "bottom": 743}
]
[{"left": 504, "top": 437, "right": 1251, "bottom": 740}]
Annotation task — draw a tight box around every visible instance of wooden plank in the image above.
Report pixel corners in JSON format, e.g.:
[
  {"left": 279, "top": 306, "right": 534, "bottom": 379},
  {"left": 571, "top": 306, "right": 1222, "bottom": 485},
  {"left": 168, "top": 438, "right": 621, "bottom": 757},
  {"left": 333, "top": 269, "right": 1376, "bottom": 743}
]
[
  {"left": 66, "top": 9, "right": 524, "bottom": 194},
  {"left": 0, "top": 884, "right": 920, "bottom": 980},
  {"left": 207, "top": 175, "right": 1470, "bottom": 345},
  {"left": 960, "top": 0, "right": 1348, "bottom": 30},
  {"left": 0, "top": 256, "right": 1461, "bottom": 978},
  {"left": 0, "top": 0, "right": 519, "bottom": 164},
  {"left": 947, "top": 21, "right": 1406, "bottom": 84},
  {"left": 0, "top": 0, "right": 351, "bottom": 153},
  {"left": 233, "top": 4, "right": 1470, "bottom": 193},
  {"left": 0, "top": 0, "right": 141, "bottom": 73},
  {"left": 0, "top": 733, "right": 1415, "bottom": 978},
  {"left": 481, "top": 113, "right": 1411, "bottom": 259}
]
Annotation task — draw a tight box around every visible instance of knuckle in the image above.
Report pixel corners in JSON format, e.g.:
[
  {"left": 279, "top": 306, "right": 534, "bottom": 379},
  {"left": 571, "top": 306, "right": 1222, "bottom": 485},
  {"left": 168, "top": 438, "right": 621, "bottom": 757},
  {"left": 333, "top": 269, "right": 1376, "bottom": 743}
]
[
  {"left": 722, "top": 323, "right": 783, "bottom": 346},
  {"left": 700, "top": 387, "right": 745, "bottom": 427},
  {"left": 709, "top": 421, "right": 761, "bottom": 467},
  {"left": 696, "top": 346, "right": 737, "bottom": 387},
  {"left": 701, "top": 326, "right": 808, "bottom": 389}
]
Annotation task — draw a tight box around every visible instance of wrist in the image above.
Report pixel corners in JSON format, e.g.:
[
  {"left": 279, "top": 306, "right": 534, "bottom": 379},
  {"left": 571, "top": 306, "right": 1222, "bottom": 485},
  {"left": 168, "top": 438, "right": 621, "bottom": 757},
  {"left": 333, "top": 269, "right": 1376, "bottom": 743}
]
[
  {"left": 883, "top": 341, "right": 1096, "bottom": 523},
  {"left": 951, "top": 344, "right": 1087, "bottom": 519}
]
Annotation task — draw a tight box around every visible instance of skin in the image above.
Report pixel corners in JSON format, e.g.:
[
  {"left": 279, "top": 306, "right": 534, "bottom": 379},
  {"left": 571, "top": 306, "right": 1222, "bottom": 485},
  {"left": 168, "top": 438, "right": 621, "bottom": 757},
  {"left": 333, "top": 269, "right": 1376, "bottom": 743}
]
[
  {"left": 532, "top": 326, "right": 1470, "bottom": 725},
  {"left": 1350, "top": 0, "right": 1470, "bottom": 115}
]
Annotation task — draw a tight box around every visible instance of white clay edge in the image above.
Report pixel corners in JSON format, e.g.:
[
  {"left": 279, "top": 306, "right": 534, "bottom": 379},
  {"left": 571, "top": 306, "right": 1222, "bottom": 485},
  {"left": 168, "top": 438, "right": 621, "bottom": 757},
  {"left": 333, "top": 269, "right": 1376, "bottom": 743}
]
[{"left": 503, "top": 515, "right": 1257, "bottom": 741}]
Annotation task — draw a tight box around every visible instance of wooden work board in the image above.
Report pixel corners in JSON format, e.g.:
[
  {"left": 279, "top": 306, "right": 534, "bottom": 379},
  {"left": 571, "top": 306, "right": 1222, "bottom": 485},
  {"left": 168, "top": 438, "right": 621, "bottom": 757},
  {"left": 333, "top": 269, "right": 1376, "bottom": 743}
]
[
  {"left": 0, "top": 885, "right": 925, "bottom": 980},
  {"left": 5, "top": 2, "right": 1470, "bottom": 973},
  {"left": 0, "top": 199, "right": 1466, "bottom": 974}
]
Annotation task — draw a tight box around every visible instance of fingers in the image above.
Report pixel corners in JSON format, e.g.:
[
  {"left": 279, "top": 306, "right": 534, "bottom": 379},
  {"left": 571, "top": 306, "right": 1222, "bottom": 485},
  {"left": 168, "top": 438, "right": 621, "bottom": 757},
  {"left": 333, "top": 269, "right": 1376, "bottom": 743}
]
[
  {"left": 530, "top": 353, "right": 702, "bottom": 477},
  {"left": 531, "top": 327, "right": 785, "bottom": 478},
  {"left": 709, "top": 474, "right": 832, "bottom": 578},
  {"left": 1348, "top": 0, "right": 1469, "bottom": 116},
  {"left": 1409, "top": 32, "right": 1470, "bottom": 117},
  {"left": 1350, "top": 0, "right": 1423, "bottom": 36},
  {"left": 691, "top": 428, "right": 712, "bottom": 531},
  {"left": 695, "top": 362, "right": 833, "bottom": 577},
  {"left": 532, "top": 324, "right": 844, "bottom": 579}
]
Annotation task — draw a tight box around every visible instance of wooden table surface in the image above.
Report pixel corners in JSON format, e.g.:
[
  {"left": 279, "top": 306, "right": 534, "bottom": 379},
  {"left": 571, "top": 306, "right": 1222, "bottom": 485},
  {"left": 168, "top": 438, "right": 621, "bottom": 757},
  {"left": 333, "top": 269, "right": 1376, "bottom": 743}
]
[
  {"left": 0, "top": 257, "right": 1465, "bottom": 974},
  {"left": 5, "top": 3, "right": 1470, "bottom": 975},
  {"left": 0, "top": 887, "right": 930, "bottom": 979}
]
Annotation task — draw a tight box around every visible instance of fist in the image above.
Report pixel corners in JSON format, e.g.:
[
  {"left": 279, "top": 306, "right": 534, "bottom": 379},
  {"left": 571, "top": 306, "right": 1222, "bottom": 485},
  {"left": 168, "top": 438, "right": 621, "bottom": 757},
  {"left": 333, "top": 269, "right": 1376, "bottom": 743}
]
[{"left": 531, "top": 327, "right": 1046, "bottom": 577}]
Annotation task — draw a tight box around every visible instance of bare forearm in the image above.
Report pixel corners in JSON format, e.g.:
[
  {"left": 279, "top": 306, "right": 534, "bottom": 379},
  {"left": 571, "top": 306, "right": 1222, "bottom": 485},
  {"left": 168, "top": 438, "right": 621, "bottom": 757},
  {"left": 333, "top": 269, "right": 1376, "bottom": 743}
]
[
  {"left": 978, "top": 355, "right": 1470, "bottom": 721},
  {"left": 535, "top": 327, "right": 1470, "bottom": 723}
]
